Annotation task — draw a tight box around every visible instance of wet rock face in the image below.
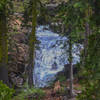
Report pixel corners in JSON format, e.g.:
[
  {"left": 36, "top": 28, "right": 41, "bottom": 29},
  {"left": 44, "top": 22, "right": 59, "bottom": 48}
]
[
  {"left": 51, "top": 62, "right": 58, "bottom": 70},
  {"left": 8, "top": 33, "right": 29, "bottom": 87},
  {"left": 7, "top": 13, "right": 32, "bottom": 87},
  {"left": 63, "top": 64, "right": 78, "bottom": 78},
  {"left": 9, "top": 72, "right": 24, "bottom": 87}
]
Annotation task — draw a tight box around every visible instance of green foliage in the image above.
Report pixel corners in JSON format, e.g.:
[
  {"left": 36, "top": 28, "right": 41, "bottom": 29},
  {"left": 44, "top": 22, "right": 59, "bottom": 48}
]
[
  {"left": 0, "top": 0, "right": 7, "bottom": 11},
  {"left": 13, "top": 83, "right": 45, "bottom": 100},
  {"left": 0, "top": 81, "right": 15, "bottom": 100},
  {"left": 13, "top": 1, "right": 24, "bottom": 13},
  {"left": 77, "top": 32, "right": 100, "bottom": 100},
  {"left": 23, "top": 0, "right": 48, "bottom": 25},
  {"left": 77, "top": 81, "right": 100, "bottom": 100},
  {"left": 14, "top": 88, "right": 45, "bottom": 100},
  {"left": 54, "top": 0, "right": 99, "bottom": 41},
  {"left": 57, "top": 75, "right": 66, "bottom": 83},
  {"left": 0, "top": 0, "right": 13, "bottom": 15},
  {"left": 54, "top": 0, "right": 100, "bottom": 99}
]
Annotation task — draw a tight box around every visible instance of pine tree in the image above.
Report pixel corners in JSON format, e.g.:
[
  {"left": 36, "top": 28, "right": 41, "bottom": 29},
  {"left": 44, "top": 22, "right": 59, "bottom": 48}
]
[{"left": 28, "top": 0, "right": 37, "bottom": 88}]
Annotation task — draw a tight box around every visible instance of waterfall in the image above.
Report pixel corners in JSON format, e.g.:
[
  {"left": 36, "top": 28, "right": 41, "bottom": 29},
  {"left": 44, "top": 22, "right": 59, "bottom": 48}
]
[{"left": 33, "top": 25, "right": 82, "bottom": 87}]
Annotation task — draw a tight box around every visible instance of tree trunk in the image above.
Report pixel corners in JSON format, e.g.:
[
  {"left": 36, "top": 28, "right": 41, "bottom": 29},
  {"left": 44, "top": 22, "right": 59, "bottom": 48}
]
[
  {"left": 28, "top": 0, "right": 37, "bottom": 88},
  {"left": 68, "top": 27, "right": 73, "bottom": 97},
  {"left": 0, "top": 64, "right": 9, "bottom": 85},
  {"left": 0, "top": 12, "right": 9, "bottom": 85},
  {"left": 82, "top": 2, "right": 91, "bottom": 67},
  {"left": 69, "top": 40, "right": 73, "bottom": 97},
  {"left": 83, "top": 22, "right": 89, "bottom": 66}
]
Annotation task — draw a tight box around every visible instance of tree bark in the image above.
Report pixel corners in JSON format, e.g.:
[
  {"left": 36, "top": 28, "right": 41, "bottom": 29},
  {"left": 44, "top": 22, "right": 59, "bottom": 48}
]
[
  {"left": 68, "top": 27, "right": 73, "bottom": 97},
  {"left": 83, "top": 0, "right": 91, "bottom": 66},
  {"left": 0, "top": 11, "right": 9, "bottom": 85},
  {"left": 28, "top": 0, "right": 37, "bottom": 88}
]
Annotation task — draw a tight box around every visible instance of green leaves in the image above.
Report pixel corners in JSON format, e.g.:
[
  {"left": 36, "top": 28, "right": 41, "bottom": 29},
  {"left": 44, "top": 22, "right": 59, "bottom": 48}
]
[
  {"left": 0, "top": 81, "right": 15, "bottom": 100},
  {"left": 77, "top": 32, "right": 100, "bottom": 100},
  {"left": 0, "top": 0, "right": 7, "bottom": 10},
  {"left": 74, "top": 2, "right": 82, "bottom": 8},
  {"left": 0, "top": 0, "right": 13, "bottom": 15}
]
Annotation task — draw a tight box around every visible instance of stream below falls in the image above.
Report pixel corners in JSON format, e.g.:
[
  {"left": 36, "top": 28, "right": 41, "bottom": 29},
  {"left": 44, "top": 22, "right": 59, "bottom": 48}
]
[{"left": 33, "top": 25, "right": 82, "bottom": 88}]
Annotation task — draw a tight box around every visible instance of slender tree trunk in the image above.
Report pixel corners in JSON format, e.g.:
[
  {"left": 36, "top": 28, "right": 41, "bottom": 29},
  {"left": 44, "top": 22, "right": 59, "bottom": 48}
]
[
  {"left": 83, "top": 2, "right": 91, "bottom": 67},
  {"left": 68, "top": 0, "right": 73, "bottom": 96},
  {"left": 28, "top": 0, "right": 37, "bottom": 88},
  {"left": 0, "top": 12, "right": 9, "bottom": 85},
  {"left": 83, "top": 23, "right": 89, "bottom": 66},
  {"left": 68, "top": 27, "right": 73, "bottom": 97},
  {"left": 84, "top": 23, "right": 90, "bottom": 54}
]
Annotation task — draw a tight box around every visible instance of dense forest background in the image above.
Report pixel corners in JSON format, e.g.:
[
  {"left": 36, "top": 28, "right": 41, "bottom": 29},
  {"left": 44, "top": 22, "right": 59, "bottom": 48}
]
[{"left": 0, "top": 0, "right": 100, "bottom": 100}]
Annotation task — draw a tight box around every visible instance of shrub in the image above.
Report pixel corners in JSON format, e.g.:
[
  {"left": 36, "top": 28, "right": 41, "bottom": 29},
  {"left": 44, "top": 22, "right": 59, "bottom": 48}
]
[
  {"left": 57, "top": 75, "right": 66, "bottom": 83},
  {"left": 13, "top": 83, "right": 45, "bottom": 100},
  {"left": 0, "top": 81, "right": 15, "bottom": 100}
]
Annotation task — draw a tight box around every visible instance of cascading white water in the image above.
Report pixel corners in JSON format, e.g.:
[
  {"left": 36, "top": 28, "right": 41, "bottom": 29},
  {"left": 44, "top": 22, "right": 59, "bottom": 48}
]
[{"left": 33, "top": 25, "right": 81, "bottom": 88}]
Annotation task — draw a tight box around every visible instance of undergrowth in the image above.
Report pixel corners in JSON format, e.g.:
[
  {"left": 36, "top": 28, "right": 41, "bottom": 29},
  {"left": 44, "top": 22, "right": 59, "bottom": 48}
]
[{"left": 13, "top": 83, "right": 45, "bottom": 100}]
